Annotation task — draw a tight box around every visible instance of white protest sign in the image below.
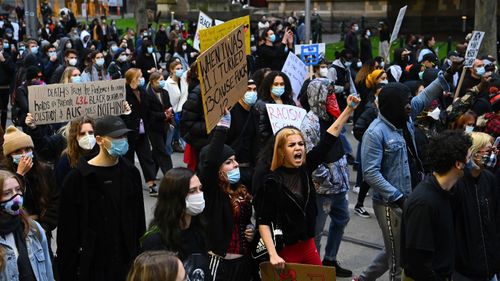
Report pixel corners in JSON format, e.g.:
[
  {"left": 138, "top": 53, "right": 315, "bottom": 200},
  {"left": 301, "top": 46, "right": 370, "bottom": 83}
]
[
  {"left": 266, "top": 104, "right": 307, "bottom": 135},
  {"left": 282, "top": 52, "right": 308, "bottom": 100},
  {"left": 215, "top": 19, "right": 225, "bottom": 26},
  {"left": 464, "top": 31, "right": 485, "bottom": 68},
  {"left": 28, "top": 79, "right": 126, "bottom": 125},
  {"left": 193, "top": 11, "right": 213, "bottom": 51},
  {"left": 390, "top": 5, "right": 407, "bottom": 44}
]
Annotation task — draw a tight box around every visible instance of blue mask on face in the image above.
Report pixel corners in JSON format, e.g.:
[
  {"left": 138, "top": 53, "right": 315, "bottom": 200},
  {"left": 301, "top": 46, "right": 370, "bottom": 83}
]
[
  {"left": 139, "top": 77, "right": 145, "bottom": 87},
  {"left": 159, "top": 80, "right": 166, "bottom": 88},
  {"left": 106, "top": 138, "right": 129, "bottom": 157},
  {"left": 175, "top": 69, "right": 184, "bottom": 78},
  {"left": 271, "top": 86, "right": 285, "bottom": 97},
  {"left": 30, "top": 46, "right": 38, "bottom": 54},
  {"left": 227, "top": 167, "right": 240, "bottom": 184},
  {"left": 269, "top": 34, "right": 276, "bottom": 43},
  {"left": 3, "top": 43, "right": 9, "bottom": 49},
  {"left": 243, "top": 91, "right": 257, "bottom": 105},
  {"left": 476, "top": 66, "right": 486, "bottom": 77},
  {"left": 111, "top": 46, "right": 118, "bottom": 53},
  {"left": 71, "top": 76, "right": 82, "bottom": 83},
  {"left": 147, "top": 47, "right": 154, "bottom": 54},
  {"left": 12, "top": 151, "right": 34, "bottom": 165}
]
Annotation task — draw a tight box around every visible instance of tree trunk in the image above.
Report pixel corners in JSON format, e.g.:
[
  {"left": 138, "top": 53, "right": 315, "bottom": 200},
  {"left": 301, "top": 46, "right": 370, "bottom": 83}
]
[
  {"left": 474, "top": 0, "right": 497, "bottom": 60},
  {"left": 135, "top": 0, "right": 148, "bottom": 33}
]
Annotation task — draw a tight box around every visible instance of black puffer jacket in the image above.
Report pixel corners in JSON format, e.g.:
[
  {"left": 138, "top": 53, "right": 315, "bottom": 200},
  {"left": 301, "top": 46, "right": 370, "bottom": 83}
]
[
  {"left": 353, "top": 101, "right": 378, "bottom": 141},
  {"left": 180, "top": 85, "right": 209, "bottom": 152}
]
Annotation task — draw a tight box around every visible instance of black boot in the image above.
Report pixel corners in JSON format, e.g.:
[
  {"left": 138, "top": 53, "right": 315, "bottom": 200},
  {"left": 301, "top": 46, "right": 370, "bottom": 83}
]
[{"left": 322, "top": 259, "right": 353, "bottom": 277}]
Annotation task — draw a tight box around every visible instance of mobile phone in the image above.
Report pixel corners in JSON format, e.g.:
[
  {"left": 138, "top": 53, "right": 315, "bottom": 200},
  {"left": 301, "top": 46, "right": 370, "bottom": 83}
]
[{"left": 493, "top": 137, "right": 500, "bottom": 148}]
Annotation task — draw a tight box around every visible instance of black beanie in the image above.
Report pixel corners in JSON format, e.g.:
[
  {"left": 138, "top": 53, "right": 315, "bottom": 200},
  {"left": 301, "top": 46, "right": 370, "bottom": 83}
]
[
  {"left": 378, "top": 82, "right": 411, "bottom": 129},
  {"left": 199, "top": 144, "right": 236, "bottom": 169}
]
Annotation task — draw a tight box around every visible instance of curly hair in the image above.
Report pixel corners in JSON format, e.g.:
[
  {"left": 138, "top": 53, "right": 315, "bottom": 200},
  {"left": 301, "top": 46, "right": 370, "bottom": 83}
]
[
  {"left": 217, "top": 170, "right": 253, "bottom": 213},
  {"left": 257, "top": 71, "right": 294, "bottom": 104},
  {"left": 427, "top": 130, "right": 472, "bottom": 174}
]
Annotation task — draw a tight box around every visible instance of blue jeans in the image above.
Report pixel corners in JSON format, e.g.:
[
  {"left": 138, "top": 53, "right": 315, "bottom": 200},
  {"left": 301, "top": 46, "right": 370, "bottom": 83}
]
[
  {"left": 340, "top": 126, "right": 353, "bottom": 155},
  {"left": 165, "top": 124, "right": 174, "bottom": 155},
  {"left": 355, "top": 141, "right": 363, "bottom": 186},
  {"left": 314, "top": 191, "right": 350, "bottom": 261}
]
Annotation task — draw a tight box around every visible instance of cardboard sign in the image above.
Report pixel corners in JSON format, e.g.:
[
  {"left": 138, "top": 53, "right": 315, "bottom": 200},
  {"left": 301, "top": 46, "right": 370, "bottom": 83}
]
[
  {"left": 281, "top": 52, "right": 308, "bottom": 100},
  {"left": 199, "top": 15, "right": 251, "bottom": 55},
  {"left": 390, "top": 5, "right": 407, "bottom": 44},
  {"left": 294, "top": 43, "right": 326, "bottom": 65},
  {"left": 193, "top": 11, "right": 213, "bottom": 51},
  {"left": 464, "top": 31, "right": 485, "bottom": 68},
  {"left": 197, "top": 26, "right": 248, "bottom": 134},
  {"left": 28, "top": 79, "right": 126, "bottom": 125},
  {"left": 266, "top": 104, "right": 307, "bottom": 135},
  {"left": 260, "top": 262, "right": 336, "bottom": 281}
]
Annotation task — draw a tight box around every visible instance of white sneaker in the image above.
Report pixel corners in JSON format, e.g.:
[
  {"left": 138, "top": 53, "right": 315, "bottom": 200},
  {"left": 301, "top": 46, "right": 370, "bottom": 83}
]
[{"left": 352, "top": 185, "right": 360, "bottom": 194}]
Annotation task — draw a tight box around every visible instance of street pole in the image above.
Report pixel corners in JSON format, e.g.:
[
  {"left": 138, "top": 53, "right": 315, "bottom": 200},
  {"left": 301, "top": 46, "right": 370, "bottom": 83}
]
[
  {"left": 305, "top": 0, "right": 311, "bottom": 43},
  {"left": 25, "top": 0, "right": 39, "bottom": 39}
]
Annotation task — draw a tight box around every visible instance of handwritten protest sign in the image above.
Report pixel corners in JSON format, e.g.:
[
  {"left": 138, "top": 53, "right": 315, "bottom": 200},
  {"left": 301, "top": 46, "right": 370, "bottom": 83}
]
[
  {"left": 464, "top": 31, "right": 485, "bottom": 67},
  {"left": 390, "top": 5, "right": 407, "bottom": 44},
  {"left": 199, "top": 15, "right": 251, "bottom": 55},
  {"left": 28, "top": 79, "right": 126, "bottom": 125},
  {"left": 260, "top": 262, "right": 336, "bottom": 281},
  {"left": 197, "top": 25, "right": 248, "bottom": 134},
  {"left": 294, "top": 43, "right": 326, "bottom": 65},
  {"left": 193, "top": 11, "right": 213, "bottom": 51},
  {"left": 281, "top": 52, "right": 308, "bottom": 100},
  {"left": 266, "top": 104, "right": 307, "bottom": 135}
]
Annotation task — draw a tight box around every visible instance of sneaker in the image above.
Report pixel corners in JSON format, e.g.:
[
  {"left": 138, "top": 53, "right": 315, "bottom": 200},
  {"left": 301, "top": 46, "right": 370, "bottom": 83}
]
[
  {"left": 352, "top": 276, "right": 365, "bottom": 281},
  {"left": 149, "top": 184, "right": 158, "bottom": 197},
  {"left": 323, "top": 260, "right": 352, "bottom": 277},
  {"left": 354, "top": 206, "right": 371, "bottom": 218},
  {"left": 172, "top": 141, "right": 185, "bottom": 153},
  {"left": 352, "top": 185, "right": 360, "bottom": 194}
]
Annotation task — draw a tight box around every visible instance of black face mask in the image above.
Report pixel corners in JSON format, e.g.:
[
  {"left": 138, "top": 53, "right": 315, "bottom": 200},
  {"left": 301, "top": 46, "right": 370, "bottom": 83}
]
[{"left": 378, "top": 83, "right": 411, "bottom": 129}]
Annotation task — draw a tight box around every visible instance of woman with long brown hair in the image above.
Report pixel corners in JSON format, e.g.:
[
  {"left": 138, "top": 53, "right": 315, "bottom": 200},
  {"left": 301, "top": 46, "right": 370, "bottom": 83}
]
[{"left": 127, "top": 251, "right": 185, "bottom": 281}]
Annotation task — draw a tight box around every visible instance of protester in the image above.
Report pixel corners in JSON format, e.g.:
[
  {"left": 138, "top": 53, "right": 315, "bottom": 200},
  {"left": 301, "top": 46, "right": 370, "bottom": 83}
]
[
  {"left": 50, "top": 48, "right": 79, "bottom": 83},
  {"left": 81, "top": 50, "right": 110, "bottom": 82},
  {"left": 257, "top": 27, "right": 293, "bottom": 70},
  {"left": 127, "top": 251, "right": 186, "bottom": 281},
  {"left": 165, "top": 60, "right": 189, "bottom": 153},
  {"left": 108, "top": 48, "right": 132, "bottom": 79},
  {"left": 0, "top": 42, "right": 15, "bottom": 130},
  {"left": 57, "top": 115, "right": 146, "bottom": 281},
  {"left": 59, "top": 66, "right": 81, "bottom": 83},
  {"left": 141, "top": 168, "right": 210, "bottom": 280},
  {"left": 344, "top": 23, "right": 359, "bottom": 58},
  {"left": 360, "top": 28, "right": 372, "bottom": 63},
  {"left": 136, "top": 40, "right": 160, "bottom": 83},
  {"left": 0, "top": 170, "right": 54, "bottom": 281}
]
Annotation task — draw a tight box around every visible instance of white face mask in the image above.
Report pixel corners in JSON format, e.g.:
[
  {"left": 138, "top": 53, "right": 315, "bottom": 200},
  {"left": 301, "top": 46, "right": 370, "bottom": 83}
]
[
  {"left": 185, "top": 192, "right": 205, "bottom": 216},
  {"left": 78, "top": 134, "right": 96, "bottom": 150},
  {"left": 68, "top": 58, "right": 77, "bottom": 66},
  {"left": 465, "top": 125, "right": 474, "bottom": 134},
  {"left": 319, "top": 67, "right": 328, "bottom": 77}
]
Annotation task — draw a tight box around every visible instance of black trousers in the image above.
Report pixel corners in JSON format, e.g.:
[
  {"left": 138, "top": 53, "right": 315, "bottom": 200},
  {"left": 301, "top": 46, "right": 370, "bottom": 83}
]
[
  {"left": 125, "top": 133, "right": 156, "bottom": 182},
  {"left": 0, "top": 87, "right": 9, "bottom": 130},
  {"left": 209, "top": 254, "right": 253, "bottom": 281},
  {"left": 148, "top": 130, "right": 172, "bottom": 175}
]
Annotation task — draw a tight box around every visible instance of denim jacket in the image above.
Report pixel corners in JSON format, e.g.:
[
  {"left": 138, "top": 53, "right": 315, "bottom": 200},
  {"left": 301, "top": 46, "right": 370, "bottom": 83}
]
[
  {"left": 361, "top": 73, "right": 450, "bottom": 204},
  {"left": 0, "top": 220, "right": 54, "bottom": 281}
]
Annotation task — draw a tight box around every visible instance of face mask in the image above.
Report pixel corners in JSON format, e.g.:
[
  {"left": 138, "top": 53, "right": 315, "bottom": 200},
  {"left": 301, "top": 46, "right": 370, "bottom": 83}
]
[
  {"left": 139, "top": 77, "right": 145, "bottom": 87},
  {"left": 111, "top": 45, "right": 118, "bottom": 52},
  {"left": 269, "top": 34, "right": 276, "bottom": 43},
  {"left": 106, "top": 138, "right": 129, "bottom": 157},
  {"left": 182, "top": 45, "right": 187, "bottom": 51},
  {"left": 30, "top": 46, "right": 38, "bottom": 54},
  {"left": 185, "top": 192, "right": 205, "bottom": 216},
  {"left": 418, "top": 71, "right": 424, "bottom": 80},
  {"left": 143, "top": 32, "right": 148, "bottom": 37},
  {"left": 48, "top": 51, "right": 57, "bottom": 57},
  {"left": 78, "top": 134, "right": 96, "bottom": 150},
  {"left": 271, "top": 86, "right": 285, "bottom": 97},
  {"left": 353, "top": 26, "right": 359, "bottom": 32},
  {"left": 380, "top": 61, "right": 385, "bottom": 68},
  {"left": 344, "top": 61, "right": 352, "bottom": 68},
  {"left": 159, "top": 80, "right": 166, "bottom": 88},
  {"left": 319, "top": 67, "right": 328, "bottom": 77},
  {"left": 3, "top": 43, "right": 9, "bottom": 49},
  {"left": 12, "top": 151, "right": 34, "bottom": 165},
  {"left": 95, "top": 58, "right": 105, "bottom": 67},
  {"left": 244, "top": 91, "right": 257, "bottom": 105},
  {"left": 475, "top": 66, "right": 486, "bottom": 76},
  {"left": 250, "top": 45, "right": 257, "bottom": 53},
  {"left": 227, "top": 167, "right": 240, "bottom": 184},
  {"left": 68, "top": 58, "right": 78, "bottom": 66},
  {"left": 0, "top": 194, "right": 23, "bottom": 216},
  {"left": 379, "top": 79, "right": 388, "bottom": 85},
  {"left": 464, "top": 158, "right": 479, "bottom": 172},
  {"left": 71, "top": 75, "right": 82, "bottom": 83},
  {"left": 175, "top": 69, "right": 184, "bottom": 78},
  {"left": 356, "top": 61, "right": 362, "bottom": 68},
  {"left": 19, "top": 46, "right": 25, "bottom": 52},
  {"left": 465, "top": 126, "right": 474, "bottom": 133},
  {"left": 483, "top": 152, "right": 497, "bottom": 168},
  {"left": 119, "top": 55, "right": 128, "bottom": 62},
  {"left": 366, "top": 30, "right": 371, "bottom": 37},
  {"left": 147, "top": 47, "right": 153, "bottom": 54}
]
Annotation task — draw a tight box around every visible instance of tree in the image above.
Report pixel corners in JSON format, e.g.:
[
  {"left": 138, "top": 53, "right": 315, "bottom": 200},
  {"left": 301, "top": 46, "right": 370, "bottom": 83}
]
[
  {"left": 135, "top": 0, "right": 147, "bottom": 33},
  {"left": 475, "top": 0, "right": 498, "bottom": 60}
]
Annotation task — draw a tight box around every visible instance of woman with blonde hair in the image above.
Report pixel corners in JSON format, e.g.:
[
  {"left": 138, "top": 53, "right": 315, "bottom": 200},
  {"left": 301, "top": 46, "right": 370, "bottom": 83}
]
[
  {"left": 0, "top": 169, "right": 54, "bottom": 280},
  {"left": 59, "top": 66, "right": 82, "bottom": 84},
  {"left": 256, "top": 95, "right": 360, "bottom": 269},
  {"left": 127, "top": 251, "right": 185, "bottom": 281}
]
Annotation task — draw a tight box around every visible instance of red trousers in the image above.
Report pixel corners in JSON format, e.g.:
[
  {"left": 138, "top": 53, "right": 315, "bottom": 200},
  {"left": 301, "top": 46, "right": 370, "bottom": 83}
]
[{"left": 278, "top": 238, "right": 322, "bottom": 265}]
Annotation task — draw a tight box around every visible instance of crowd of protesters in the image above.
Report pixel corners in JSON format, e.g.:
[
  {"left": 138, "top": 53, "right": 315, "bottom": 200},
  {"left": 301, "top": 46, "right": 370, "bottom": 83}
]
[{"left": 0, "top": 3, "right": 498, "bottom": 281}]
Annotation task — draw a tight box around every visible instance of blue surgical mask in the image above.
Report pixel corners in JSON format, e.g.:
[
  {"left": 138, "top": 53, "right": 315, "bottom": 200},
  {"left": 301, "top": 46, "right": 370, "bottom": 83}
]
[
  {"left": 271, "top": 86, "right": 285, "bottom": 97},
  {"left": 48, "top": 51, "right": 57, "bottom": 57},
  {"left": 159, "top": 80, "right": 166, "bottom": 88},
  {"left": 0, "top": 194, "right": 23, "bottom": 216},
  {"left": 106, "top": 138, "right": 129, "bottom": 157},
  {"left": 476, "top": 66, "right": 486, "bottom": 76},
  {"left": 147, "top": 46, "right": 154, "bottom": 54},
  {"left": 175, "top": 69, "right": 184, "bottom": 78},
  {"left": 227, "top": 168, "right": 240, "bottom": 184},
  {"left": 344, "top": 61, "right": 352, "bottom": 68},
  {"left": 139, "top": 77, "right": 145, "bottom": 87},
  {"left": 111, "top": 45, "right": 118, "bottom": 52},
  {"left": 269, "top": 34, "right": 276, "bottom": 43},
  {"left": 30, "top": 46, "right": 38, "bottom": 54},
  {"left": 71, "top": 76, "right": 82, "bottom": 83},
  {"left": 243, "top": 91, "right": 257, "bottom": 105},
  {"left": 95, "top": 58, "right": 105, "bottom": 67},
  {"left": 12, "top": 151, "right": 34, "bottom": 165},
  {"left": 3, "top": 43, "right": 9, "bottom": 49}
]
